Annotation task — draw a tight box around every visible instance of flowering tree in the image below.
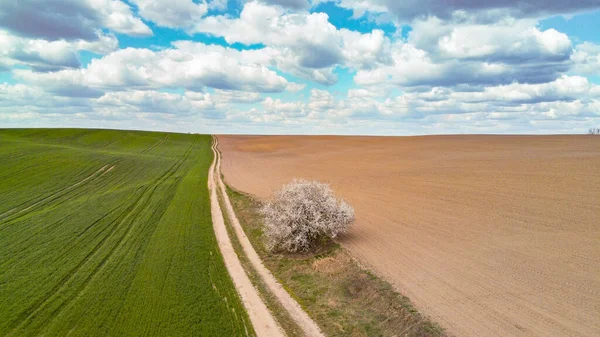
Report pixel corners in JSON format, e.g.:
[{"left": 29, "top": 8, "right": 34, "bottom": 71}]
[{"left": 261, "top": 179, "right": 355, "bottom": 253}]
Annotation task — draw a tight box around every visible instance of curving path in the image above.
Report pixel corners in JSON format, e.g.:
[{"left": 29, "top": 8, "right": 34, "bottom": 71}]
[
  {"left": 208, "top": 139, "right": 285, "bottom": 337},
  {"left": 214, "top": 136, "right": 325, "bottom": 337}
]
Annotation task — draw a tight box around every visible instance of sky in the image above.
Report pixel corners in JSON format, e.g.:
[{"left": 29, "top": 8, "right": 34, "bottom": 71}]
[{"left": 0, "top": 0, "right": 599, "bottom": 135}]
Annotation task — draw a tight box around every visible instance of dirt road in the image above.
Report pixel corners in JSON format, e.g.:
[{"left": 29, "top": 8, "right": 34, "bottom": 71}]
[
  {"left": 208, "top": 140, "right": 284, "bottom": 337},
  {"left": 217, "top": 135, "right": 600, "bottom": 337},
  {"left": 214, "top": 138, "right": 325, "bottom": 337}
]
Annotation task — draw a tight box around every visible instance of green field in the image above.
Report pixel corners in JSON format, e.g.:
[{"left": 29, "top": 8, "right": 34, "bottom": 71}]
[{"left": 0, "top": 129, "right": 253, "bottom": 336}]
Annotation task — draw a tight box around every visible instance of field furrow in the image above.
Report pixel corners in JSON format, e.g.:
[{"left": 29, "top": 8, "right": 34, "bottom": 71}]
[{"left": 0, "top": 164, "right": 112, "bottom": 221}]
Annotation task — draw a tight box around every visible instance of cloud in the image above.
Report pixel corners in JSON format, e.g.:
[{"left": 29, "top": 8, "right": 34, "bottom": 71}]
[
  {"left": 253, "top": 75, "right": 600, "bottom": 125},
  {"left": 207, "top": 0, "right": 228, "bottom": 11},
  {"left": 410, "top": 17, "right": 572, "bottom": 63},
  {"left": 0, "top": 83, "right": 229, "bottom": 123},
  {"left": 304, "top": 89, "right": 396, "bottom": 121},
  {"left": 194, "top": 3, "right": 344, "bottom": 66},
  {"left": 96, "top": 90, "right": 220, "bottom": 117},
  {"left": 263, "top": 97, "right": 307, "bottom": 117},
  {"left": 306, "top": 88, "right": 395, "bottom": 120},
  {"left": 213, "top": 89, "right": 263, "bottom": 103},
  {"left": 260, "top": 0, "right": 309, "bottom": 10},
  {"left": 131, "top": 0, "right": 208, "bottom": 28},
  {"left": 192, "top": 1, "right": 391, "bottom": 84},
  {"left": 14, "top": 43, "right": 289, "bottom": 97},
  {"left": 333, "top": 0, "right": 600, "bottom": 22},
  {"left": 374, "top": 75, "right": 600, "bottom": 119},
  {"left": 3, "top": 74, "right": 599, "bottom": 134},
  {"left": 347, "top": 88, "right": 385, "bottom": 98},
  {"left": 0, "top": 83, "right": 45, "bottom": 107},
  {"left": 12, "top": 69, "right": 105, "bottom": 98},
  {"left": 0, "top": 83, "right": 93, "bottom": 116},
  {"left": 261, "top": 47, "right": 339, "bottom": 85},
  {"left": 286, "top": 82, "right": 306, "bottom": 92},
  {"left": 74, "top": 33, "right": 119, "bottom": 54},
  {"left": 355, "top": 20, "right": 574, "bottom": 89},
  {"left": 98, "top": 0, "right": 153, "bottom": 36},
  {"left": 0, "top": 34, "right": 79, "bottom": 72},
  {"left": 308, "top": 89, "right": 337, "bottom": 111},
  {"left": 50, "top": 85, "right": 106, "bottom": 98},
  {"left": 0, "top": 30, "right": 118, "bottom": 73},
  {"left": 340, "top": 29, "right": 393, "bottom": 69},
  {"left": 0, "top": 0, "right": 151, "bottom": 42},
  {"left": 0, "top": 0, "right": 100, "bottom": 41},
  {"left": 453, "top": 75, "right": 596, "bottom": 105},
  {"left": 191, "top": 2, "right": 578, "bottom": 90},
  {"left": 571, "top": 42, "right": 600, "bottom": 75},
  {"left": 2, "top": 0, "right": 598, "bottom": 134}
]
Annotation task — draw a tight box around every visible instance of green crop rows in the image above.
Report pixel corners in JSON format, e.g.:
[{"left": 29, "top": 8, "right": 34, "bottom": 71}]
[{"left": 0, "top": 129, "right": 253, "bottom": 336}]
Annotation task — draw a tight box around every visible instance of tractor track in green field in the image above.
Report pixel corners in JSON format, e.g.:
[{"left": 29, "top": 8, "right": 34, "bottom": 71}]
[
  {"left": 1, "top": 130, "right": 251, "bottom": 336},
  {"left": 141, "top": 135, "right": 170, "bottom": 154},
  {"left": 0, "top": 161, "right": 123, "bottom": 225},
  {"left": 97, "top": 134, "right": 127, "bottom": 149},
  {"left": 0, "top": 163, "right": 127, "bottom": 247},
  {"left": 0, "top": 164, "right": 113, "bottom": 221},
  {"left": 0, "top": 148, "right": 139, "bottom": 225},
  {"left": 0, "top": 161, "right": 46, "bottom": 181},
  {"left": 23, "top": 163, "right": 122, "bottom": 215},
  {"left": 5, "top": 138, "right": 198, "bottom": 335}
]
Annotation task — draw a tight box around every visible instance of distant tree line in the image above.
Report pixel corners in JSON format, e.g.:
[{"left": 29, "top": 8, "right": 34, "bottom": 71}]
[{"left": 589, "top": 128, "right": 600, "bottom": 135}]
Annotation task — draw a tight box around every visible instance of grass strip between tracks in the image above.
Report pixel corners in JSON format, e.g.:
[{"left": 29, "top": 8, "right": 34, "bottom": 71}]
[{"left": 217, "top": 186, "right": 305, "bottom": 337}]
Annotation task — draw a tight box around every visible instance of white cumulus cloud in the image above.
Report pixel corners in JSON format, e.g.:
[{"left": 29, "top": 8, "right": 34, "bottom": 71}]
[
  {"left": 131, "top": 0, "right": 208, "bottom": 28},
  {"left": 15, "top": 43, "right": 289, "bottom": 96}
]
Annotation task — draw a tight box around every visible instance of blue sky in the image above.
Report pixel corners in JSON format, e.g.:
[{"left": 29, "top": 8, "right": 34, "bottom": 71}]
[{"left": 0, "top": 0, "right": 599, "bottom": 135}]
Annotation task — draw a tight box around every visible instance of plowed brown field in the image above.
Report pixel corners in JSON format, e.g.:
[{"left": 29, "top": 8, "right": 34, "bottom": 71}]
[{"left": 218, "top": 135, "right": 600, "bottom": 337}]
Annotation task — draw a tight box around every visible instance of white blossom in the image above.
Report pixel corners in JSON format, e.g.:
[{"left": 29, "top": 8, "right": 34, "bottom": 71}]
[{"left": 261, "top": 179, "right": 355, "bottom": 253}]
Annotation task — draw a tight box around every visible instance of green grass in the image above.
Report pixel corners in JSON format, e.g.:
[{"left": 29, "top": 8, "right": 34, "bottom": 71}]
[
  {"left": 225, "top": 184, "right": 447, "bottom": 337},
  {"left": 0, "top": 129, "right": 253, "bottom": 336}
]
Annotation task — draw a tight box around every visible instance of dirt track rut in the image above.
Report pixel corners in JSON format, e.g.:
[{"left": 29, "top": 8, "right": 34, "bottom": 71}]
[
  {"left": 209, "top": 139, "right": 285, "bottom": 337},
  {"left": 214, "top": 137, "right": 324, "bottom": 337}
]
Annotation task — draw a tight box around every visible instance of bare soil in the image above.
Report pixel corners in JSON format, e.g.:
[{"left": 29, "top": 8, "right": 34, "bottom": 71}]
[
  {"left": 217, "top": 134, "right": 600, "bottom": 337},
  {"left": 226, "top": 185, "right": 446, "bottom": 337}
]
